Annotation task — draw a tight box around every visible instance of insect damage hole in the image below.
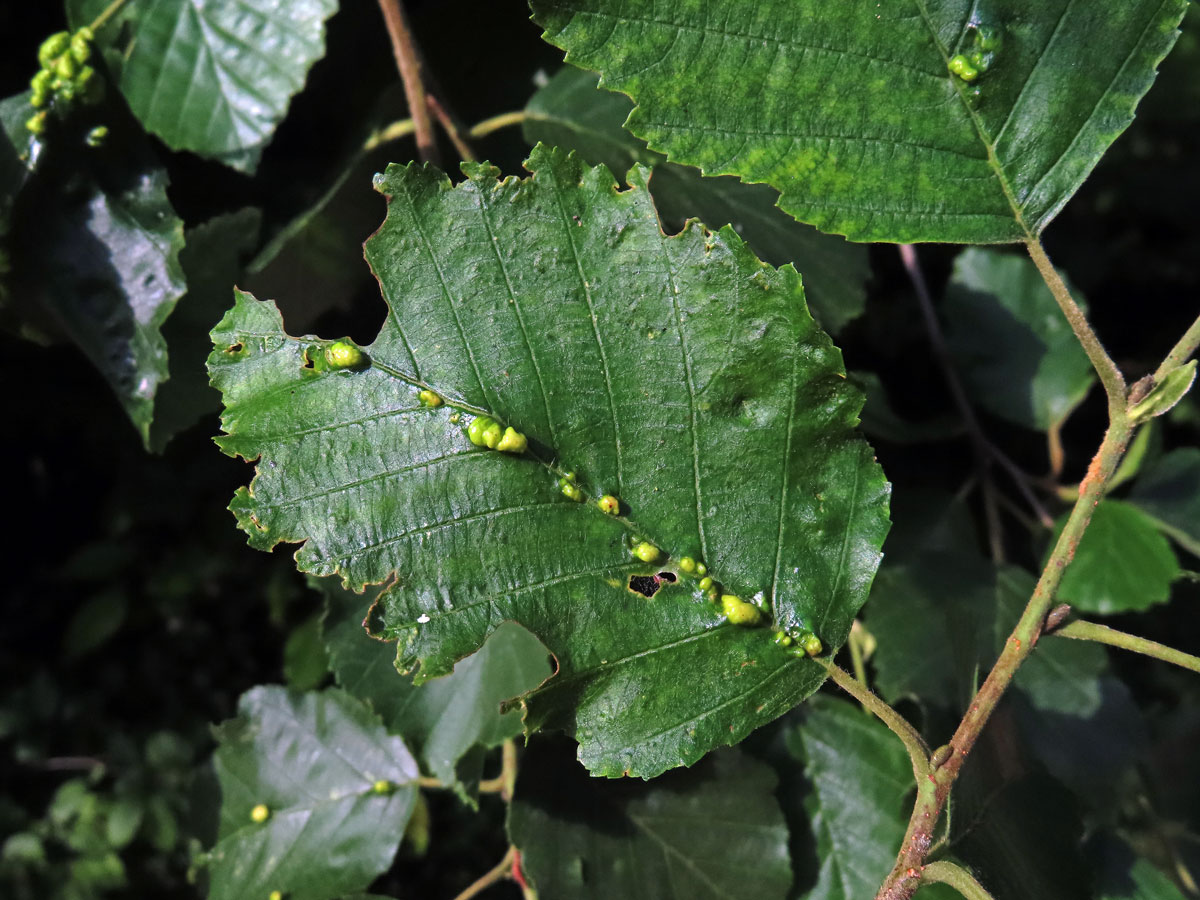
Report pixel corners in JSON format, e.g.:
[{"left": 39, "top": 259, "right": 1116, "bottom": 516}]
[{"left": 627, "top": 571, "right": 677, "bottom": 597}]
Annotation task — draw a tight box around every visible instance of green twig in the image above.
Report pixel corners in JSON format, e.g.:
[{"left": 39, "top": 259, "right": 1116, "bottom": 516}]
[
  {"left": 470, "top": 110, "right": 527, "bottom": 139},
  {"left": 819, "top": 660, "right": 930, "bottom": 779},
  {"left": 89, "top": 0, "right": 130, "bottom": 31},
  {"left": 1026, "top": 240, "right": 1126, "bottom": 411},
  {"left": 847, "top": 622, "right": 871, "bottom": 714},
  {"left": 1152, "top": 312, "right": 1200, "bottom": 383},
  {"left": 1054, "top": 620, "right": 1200, "bottom": 674},
  {"left": 921, "top": 861, "right": 995, "bottom": 900}
]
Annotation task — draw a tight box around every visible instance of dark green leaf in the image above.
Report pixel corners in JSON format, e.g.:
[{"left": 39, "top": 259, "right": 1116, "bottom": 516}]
[
  {"left": 1130, "top": 448, "right": 1200, "bottom": 556},
  {"left": 63, "top": 590, "right": 128, "bottom": 660},
  {"left": 531, "top": 0, "right": 1189, "bottom": 243},
  {"left": 210, "top": 146, "right": 890, "bottom": 777},
  {"left": 524, "top": 66, "right": 870, "bottom": 334},
  {"left": 509, "top": 739, "right": 790, "bottom": 900},
  {"left": 1052, "top": 500, "right": 1180, "bottom": 615},
  {"left": 1090, "top": 833, "right": 1189, "bottom": 900},
  {"left": 785, "top": 696, "right": 912, "bottom": 900},
  {"left": 209, "top": 687, "right": 418, "bottom": 900},
  {"left": 943, "top": 248, "right": 1095, "bottom": 430},
  {"left": 321, "top": 578, "right": 553, "bottom": 789},
  {"left": 851, "top": 371, "right": 963, "bottom": 445},
  {"left": 27, "top": 151, "right": 187, "bottom": 446},
  {"left": 282, "top": 613, "right": 330, "bottom": 692},
  {"left": 110, "top": 0, "right": 338, "bottom": 172}
]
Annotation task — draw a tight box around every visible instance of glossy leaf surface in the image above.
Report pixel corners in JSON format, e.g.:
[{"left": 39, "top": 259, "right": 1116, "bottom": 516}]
[
  {"left": 209, "top": 687, "right": 418, "bottom": 900},
  {"left": 531, "top": 0, "right": 1190, "bottom": 243},
  {"left": 509, "top": 739, "right": 790, "bottom": 899},
  {"left": 209, "top": 146, "right": 890, "bottom": 777}
]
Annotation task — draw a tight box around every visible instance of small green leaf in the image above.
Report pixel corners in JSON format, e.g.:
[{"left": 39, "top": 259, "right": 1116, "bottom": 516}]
[
  {"left": 320, "top": 579, "right": 553, "bottom": 791},
  {"left": 282, "top": 612, "right": 329, "bottom": 692},
  {"left": 210, "top": 146, "right": 890, "bottom": 777},
  {"left": 111, "top": 0, "right": 338, "bottom": 172},
  {"left": 1051, "top": 500, "right": 1180, "bottom": 615},
  {"left": 1091, "top": 833, "right": 1189, "bottom": 900},
  {"left": 943, "top": 248, "right": 1095, "bottom": 431},
  {"left": 532, "top": 0, "right": 1190, "bottom": 243},
  {"left": 508, "top": 740, "right": 790, "bottom": 900},
  {"left": 524, "top": 66, "right": 870, "bottom": 333},
  {"left": 785, "top": 696, "right": 913, "bottom": 900},
  {"left": 209, "top": 687, "right": 418, "bottom": 900},
  {"left": 1128, "top": 360, "right": 1197, "bottom": 423},
  {"left": 1130, "top": 448, "right": 1200, "bottom": 556}
]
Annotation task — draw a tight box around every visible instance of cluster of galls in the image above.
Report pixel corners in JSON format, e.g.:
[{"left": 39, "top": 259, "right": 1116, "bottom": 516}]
[
  {"left": 467, "top": 415, "right": 528, "bottom": 454},
  {"left": 947, "top": 23, "right": 1002, "bottom": 84},
  {"left": 26, "top": 28, "right": 106, "bottom": 140}
]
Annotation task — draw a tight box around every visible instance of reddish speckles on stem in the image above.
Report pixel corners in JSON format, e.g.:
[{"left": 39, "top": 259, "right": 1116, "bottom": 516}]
[{"left": 511, "top": 849, "right": 528, "bottom": 891}]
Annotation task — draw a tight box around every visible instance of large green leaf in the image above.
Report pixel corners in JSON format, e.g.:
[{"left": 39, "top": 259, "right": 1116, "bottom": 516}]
[
  {"left": 531, "top": 0, "right": 1190, "bottom": 243},
  {"left": 943, "top": 248, "right": 1094, "bottom": 431},
  {"left": 321, "top": 579, "right": 553, "bottom": 789},
  {"left": 208, "top": 146, "right": 890, "bottom": 777},
  {"left": 785, "top": 696, "right": 913, "bottom": 900},
  {"left": 508, "top": 739, "right": 791, "bottom": 900},
  {"left": 1051, "top": 500, "right": 1180, "bottom": 615},
  {"left": 524, "top": 66, "right": 871, "bottom": 333},
  {"left": 95, "top": 0, "right": 338, "bottom": 172},
  {"left": 209, "top": 686, "right": 418, "bottom": 900},
  {"left": 1130, "top": 448, "right": 1200, "bottom": 556}
]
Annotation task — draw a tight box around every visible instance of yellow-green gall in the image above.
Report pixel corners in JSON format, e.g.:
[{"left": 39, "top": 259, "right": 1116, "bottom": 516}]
[
  {"left": 417, "top": 389, "right": 442, "bottom": 407},
  {"left": 948, "top": 54, "right": 979, "bottom": 81},
  {"left": 773, "top": 630, "right": 793, "bottom": 647},
  {"left": 631, "top": 541, "right": 661, "bottom": 563},
  {"left": 85, "top": 125, "right": 108, "bottom": 148},
  {"left": 325, "top": 340, "right": 365, "bottom": 370},
  {"left": 698, "top": 576, "right": 713, "bottom": 591},
  {"left": 799, "top": 632, "right": 823, "bottom": 657},
  {"left": 560, "top": 480, "right": 584, "bottom": 502},
  {"left": 25, "top": 111, "right": 47, "bottom": 136},
  {"left": 481, "top": 420, "right": 503, "bottom": 449},
  {"left": 694, "top": 562, "right": 707, "bottom": 576},
  {"left": 495, "top": 426, "right": 527, "bottom": 453},
  {"left": 250, "top": 803, "right": 271, "bottom": 823},
  {"left": 54, "top": 53, "right": 77, "bottom": 81},
  {"left": 70, "top": 30, "right": 92, "bottom": 64},
  {"left": 721, "top": 594, "right": 761, "bottom": 626},
  {"left": 268, "top": 892, "right": 283, "bottom": 900},
  {"left": 677, "top": 556, "right": 696, "bottom": 574},
  {"left": 467, "top": 415, "right": 496, "bottom": 446},
  {"left": 597, "top": 495, "right": 619, "bottom": 515},
  {"left": 372, "top": 779, "right": 394, "bottom": 794},
  {"left": 38, "top": 31, "right": 71, "bottom": 69}
]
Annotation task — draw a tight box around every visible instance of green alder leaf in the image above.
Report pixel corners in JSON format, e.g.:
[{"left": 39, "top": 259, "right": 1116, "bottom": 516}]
[
  {"left": 1128, "top": 360, "right": 1198, "bottom": 424},
  {"left": 943, "top": 248, "right": 1094, "bottom": 431},
  {"left": 102, "top": 0, "right": 338, "bottom": 172},
  {"left": 508, "top": 739, "right": 791, "bottom": 900},
  {"left": 524, "top": 65, "right": 870, "bottom": 333},
  {"left": 784, "top": 696, "right": 913, "bottom": 900},
  {"left": 1051, "top": 500, "right": 1181, "bottom": 615},
  {"left": 321, "top": 578, "right": 553, "bottom": 790},
  {"left": 26, "top": 149, "right": 188, "bottom": 446},
  {"left": 1130, "top": 448, "right": 1200, "bottom": 556},
  {"left": 1091, "top": 833, "right": 1189, "bottom": 900},
  {"left": 209, "top": 686, "right": 418, "bottom": 900},
  {"left": 209, "top": 146, "right": 890, "bottom": 778},
  {"left": 531, "top": 0, "right": 1190, "bottom": 243}
]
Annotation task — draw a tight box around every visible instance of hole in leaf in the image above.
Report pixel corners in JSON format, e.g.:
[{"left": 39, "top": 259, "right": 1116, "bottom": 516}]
[
  {"left": 225, "top": 342, "right": 244, "bottom": 354},
  {"left": 627, "top": 575, "right": 660, "bottom": 597},
  {"left": 657, "top": 571, "right": 677, "bottom": 583}
]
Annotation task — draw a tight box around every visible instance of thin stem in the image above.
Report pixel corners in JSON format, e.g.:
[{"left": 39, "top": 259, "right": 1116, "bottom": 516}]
[
  {"left": 427, "top": 94, "right": 476, "bottom": 162},
  {"left": 451, "top": 846, "right": 515, "bottom": 900},
  {"left": 1152, "top": 312, "right": 1200, "bottom": 383},
  {"left": 1054, "top": 620, "right": 1200, "bottom": 674},
  {"left": 417, "top": 775, "right": 445, "bottom": 790},
  {"left": 819, "top": 660, "right": 930, "bottom": 779},
  {"left": 363, "top": 118, "right": 416, "bottom": 153},
  {"left": 921, "top": 861, "right": 995, "bottom": 900},
  {"left": 470, "top": 111, "right": 527, "bottom": 139},
  {"left": 500, "top": 738, "right": 518, "bottom": 803},
  {"left": 1025, "top": 240, "right": 1126, "bottom": 410},
  {"left": 848, "top": 621, "right": 871, "bottom": 713},
  {"left": 89, "top": 0, "right": 129, "bottom": 31},
  {"left": 376, "top": 0, "right": 439, "bottom": 165}
]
